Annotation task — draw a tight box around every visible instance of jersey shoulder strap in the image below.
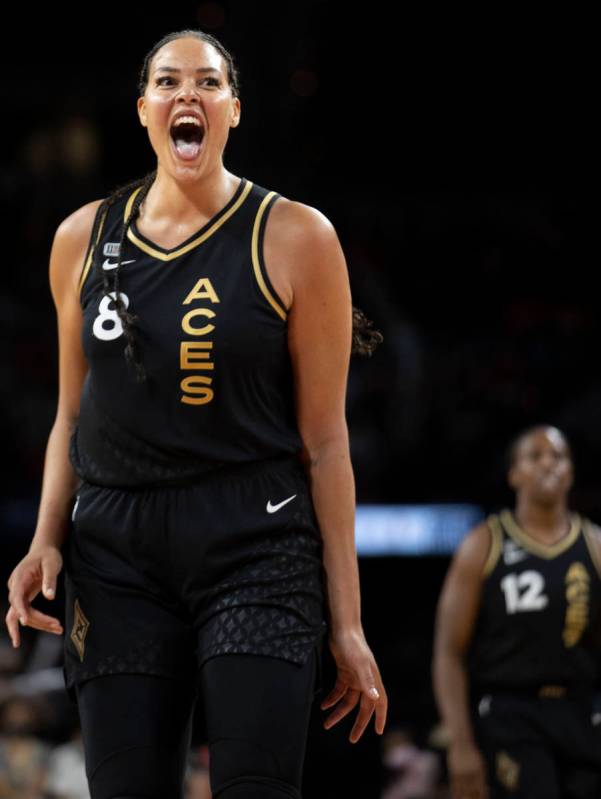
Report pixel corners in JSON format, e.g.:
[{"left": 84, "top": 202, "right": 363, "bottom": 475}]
[
  {"left": 482, "top": 512, "right": 504, "bottom": 577},
  {"left": 77, "top": 200, "right": 110, "bottom": 298},
  {"left": 581, "top": 516, "right": 601, "bottom": 579}
]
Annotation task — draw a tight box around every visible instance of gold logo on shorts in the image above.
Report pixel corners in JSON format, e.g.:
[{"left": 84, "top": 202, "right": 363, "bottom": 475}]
[
  {"left": 496, "top": 750, "right": 520, "bottom": 791},
  {"left": 70, "top": 598, "right": 90, "bottom": 662}
]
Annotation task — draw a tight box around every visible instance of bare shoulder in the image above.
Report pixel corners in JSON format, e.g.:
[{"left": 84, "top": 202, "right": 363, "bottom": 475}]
[
  {"left": 267, "top": 196, "right": 337, "bottom": 241},
  {"left": 452, "top": 520, "right": 494, "bottom": 578},
  {"left": 263, "top": 197, "right": 347, "bottom": 310},
  {"left": 50, "top": 198, "right": 106, "bottom": 302}
]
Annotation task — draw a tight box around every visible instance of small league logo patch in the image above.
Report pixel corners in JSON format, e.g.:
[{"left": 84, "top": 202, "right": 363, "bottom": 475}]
[
  {"left": 70, "top": 598, "right": 90, "bottom": 663},
  {"left": 103, "top": 242, "right": 121, "bottom": 256}
]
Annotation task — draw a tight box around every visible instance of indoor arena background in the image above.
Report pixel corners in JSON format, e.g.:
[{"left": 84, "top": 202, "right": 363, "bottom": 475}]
[{"left": 0, "top": 3, "right": 592, "bottom": 797}]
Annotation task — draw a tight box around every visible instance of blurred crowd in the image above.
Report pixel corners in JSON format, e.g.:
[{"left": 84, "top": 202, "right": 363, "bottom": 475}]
[{"left": 0, "top": 598, "right": 213, "bottom": 798}]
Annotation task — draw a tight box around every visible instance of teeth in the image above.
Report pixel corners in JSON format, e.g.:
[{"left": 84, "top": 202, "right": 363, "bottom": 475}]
[{"left": 173, "top": 115, "right": 202, "bottom": 127}]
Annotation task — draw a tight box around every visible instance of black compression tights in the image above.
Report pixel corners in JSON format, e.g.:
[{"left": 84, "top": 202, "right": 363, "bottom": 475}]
[{"left": 75, "top": 649, "right": 318, "bottom": 799}]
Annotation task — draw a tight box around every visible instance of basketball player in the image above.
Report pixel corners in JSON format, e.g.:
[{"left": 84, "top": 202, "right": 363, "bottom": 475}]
[
  {"left": 433, "top": 425, "right": 601, "bottom": 799},
  {"left": 4, "top": 29, "right": 388, "bottom": 798}
]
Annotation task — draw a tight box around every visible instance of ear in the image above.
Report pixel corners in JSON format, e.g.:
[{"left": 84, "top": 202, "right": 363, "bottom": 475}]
[
  {"left": 137, "top": 96, "right": 147, "bottom": 127},
  {"left": 230, "top": 97, "right": 241, "bottom": 128},
  {"left": 507, "top": 465, "right": 518, "bottom": 491}
]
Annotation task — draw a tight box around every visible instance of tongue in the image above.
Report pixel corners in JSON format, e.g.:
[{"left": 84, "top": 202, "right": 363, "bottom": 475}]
[{"left": 173, "top": 138, "right": 202, "bottom": 160}]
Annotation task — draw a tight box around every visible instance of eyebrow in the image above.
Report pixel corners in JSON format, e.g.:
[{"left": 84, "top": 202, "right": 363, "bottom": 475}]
[{"left": 154, "top": 66, "right": 221, "bottom": 75}]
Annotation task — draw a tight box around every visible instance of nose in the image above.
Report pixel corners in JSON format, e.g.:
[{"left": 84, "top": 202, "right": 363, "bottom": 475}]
[
  {"left": 175, "top": 79, "right": 201, "bottom": 103},
  {"left": 539, "top": 451, "right": 557, "bottom": 470}
]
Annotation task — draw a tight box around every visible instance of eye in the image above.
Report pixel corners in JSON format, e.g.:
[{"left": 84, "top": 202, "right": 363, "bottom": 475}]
[{"left": 156, "top": 76, "right": 220, "bottom": 87}]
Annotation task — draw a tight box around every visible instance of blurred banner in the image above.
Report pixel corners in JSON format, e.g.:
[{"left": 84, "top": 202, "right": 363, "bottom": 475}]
[{"left": 356, "top": 504, "right": 485, "bottom": 555}]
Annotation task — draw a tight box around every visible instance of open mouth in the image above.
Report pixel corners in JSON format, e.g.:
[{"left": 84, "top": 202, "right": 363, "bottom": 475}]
[{"left": 170, "top": 122, "right": 205, "bottom": 161}]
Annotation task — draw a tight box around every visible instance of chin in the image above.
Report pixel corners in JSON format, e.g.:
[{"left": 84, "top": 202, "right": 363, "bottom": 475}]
[
  {"left": 534, "top": 488, "right": 567, "bottom": 507},
  {"left": 168, "top": 164, "right": 205, "bottom": 182}
]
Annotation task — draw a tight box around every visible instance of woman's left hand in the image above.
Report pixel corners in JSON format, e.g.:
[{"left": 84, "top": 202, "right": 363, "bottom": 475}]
[{"left": 320, "top": 627, "right": 388, "bottom": 743}]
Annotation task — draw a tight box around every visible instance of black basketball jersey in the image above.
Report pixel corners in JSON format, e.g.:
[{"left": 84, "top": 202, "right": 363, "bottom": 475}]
[
  {"left": 69, "top": 176, "right": 303, "bottom": 487},
  {"left": 468, "top": 509, "right": 601, "bottom": 692}
]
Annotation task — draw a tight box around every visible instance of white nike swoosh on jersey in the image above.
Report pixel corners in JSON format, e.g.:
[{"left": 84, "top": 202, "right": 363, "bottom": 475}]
[
  {"left": 102, "top": 258, "right": 136, "bottom": 270},
  {"left": 504, "top": 547, "right": 528, "bottom": 565},
  {"left": 266, "top": 494, "right": 297, "bottom": 513}
]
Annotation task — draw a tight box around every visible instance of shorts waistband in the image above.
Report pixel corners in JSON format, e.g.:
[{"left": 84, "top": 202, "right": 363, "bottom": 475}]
[
  {"left": 190, "top": 452, "right": 305, "bottom": 486},
  {"left": 81, "top": 452, "right": 305, "bottom": 492}
]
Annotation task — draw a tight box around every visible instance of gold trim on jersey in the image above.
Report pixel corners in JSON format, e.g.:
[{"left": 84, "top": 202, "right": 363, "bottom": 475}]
[
  {"left": 500, "top": 508, "right": 581, "bottom": 559},
  {"left": 123, "top": 179, "right": 253, "bottom": 262},
  {"left": 78, "top": 205, "right": 109, "bottom": 297},
  {"left": 582, "top": 519, "right": 601, "bottom": 579},
  {"left": 251, "top": 192, "right": 287, "bottom": 322},
  {"left": 483, "top": 514, "right": 503, "bottom": 576}
]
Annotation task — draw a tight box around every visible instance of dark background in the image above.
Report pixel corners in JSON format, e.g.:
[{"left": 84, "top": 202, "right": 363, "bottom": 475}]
[{"left": 0, "top": 3, "right": 595, "bottom": 795}]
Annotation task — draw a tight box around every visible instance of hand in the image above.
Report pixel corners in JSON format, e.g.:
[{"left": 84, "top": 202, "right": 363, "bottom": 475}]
[
  {"left": 6, "top": 545, "right": 64, "bottom": 647},
  {"left": 320, "top": 627, "right": 388, "bottom": 744},
  {"left": 448, "top": 740, "right": 489, "bottom": 799}
]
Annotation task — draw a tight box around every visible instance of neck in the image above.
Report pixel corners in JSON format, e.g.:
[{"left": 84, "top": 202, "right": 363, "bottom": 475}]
[
  {"left": 141, "top": 165, "right": 238, "bottom": 224},
  {"left": 514, "top": 495, "right": 571, "bottom": 539}
]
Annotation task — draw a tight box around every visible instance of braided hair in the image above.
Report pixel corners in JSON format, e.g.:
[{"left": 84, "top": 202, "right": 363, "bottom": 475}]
[
  {"left": 89, "top": 171, "right": 155, "bottom": 383},
  {"left": 90, "top": 29, "right": 383, "bottom": 384}
]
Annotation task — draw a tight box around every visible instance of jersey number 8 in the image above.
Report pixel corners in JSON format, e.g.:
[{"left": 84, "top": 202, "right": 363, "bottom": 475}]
[{"left": 93, "top": 292, "right": 130, "bottom": 341}]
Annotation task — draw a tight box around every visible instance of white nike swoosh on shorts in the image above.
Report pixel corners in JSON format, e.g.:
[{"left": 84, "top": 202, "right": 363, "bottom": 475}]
[{"left": 266, "top": 494, "right": 297, "bottom": 513}]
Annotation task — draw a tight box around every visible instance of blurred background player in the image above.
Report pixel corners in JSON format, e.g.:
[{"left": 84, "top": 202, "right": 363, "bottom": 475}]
[{"left": 433, "top": 424, "right": 601, "bottom": 799}]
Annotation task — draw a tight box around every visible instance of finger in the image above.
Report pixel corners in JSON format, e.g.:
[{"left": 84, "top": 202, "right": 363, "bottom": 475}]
[
  {"left": 9, "top": 596, "right": 64, "bottom": 633},
  {"left": 8, "top": 588, "right": 32, "bottom": 627},
  {"left": 5, "top": 606, "right": 20, "bottom": 648},
  {"left": 374, "top": 687, "right": 388, "bottom": 734},
  {"left": 41, "top": 557, "right": 59, "bottom": 599},
  {"left": 8, "top": 571, "right": 41, "bottom": 623},
  {"left": 323, "top": 689, "right": 360, "bottom": 730},
  {"left": 9, "top": 573, "right": 63, "bottom": 634},
  {"left": 320, "top": 681, "right": 349, "bottom": 710},
  {"left": 349, "top": 694, "right": 376, "bottom": 743},
  {"left": 9, "top": 576, "right": 49, "bottom": 626},
  {"left": 18, "top": 607, "right": 63, "bottom": 633}
]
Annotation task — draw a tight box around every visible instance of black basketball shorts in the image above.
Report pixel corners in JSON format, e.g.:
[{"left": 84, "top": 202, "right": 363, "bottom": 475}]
[
  {"left": 472, "top": 691, "right": 601, "bottom": 798},
  {"left": 62, "top": 453, "right": 328, "bottom": 705}
]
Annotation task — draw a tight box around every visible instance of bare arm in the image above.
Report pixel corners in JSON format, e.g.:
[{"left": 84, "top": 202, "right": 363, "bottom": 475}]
[
  {"left": 29, "top": 204, "right": 101, "bottom": 551},
  {"left": 6, "top": 199, "right": 103, "bottom": 644},
  {"left": 432, "top": 521, "right": 493, "bottom": 798},
  {"left": 264, "top": 198, "right": 387, "bottom": 742}
]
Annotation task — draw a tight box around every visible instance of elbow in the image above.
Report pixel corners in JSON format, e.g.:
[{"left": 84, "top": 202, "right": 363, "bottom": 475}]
[
  {"left": 433, "top": 642, "right": 466, "bottom": 678},
  {"left": 54, "top": 410, "right": 80, "bottom": 434},
  {"left": 299, "top": 426, "right": 350, "bottom": 467}
]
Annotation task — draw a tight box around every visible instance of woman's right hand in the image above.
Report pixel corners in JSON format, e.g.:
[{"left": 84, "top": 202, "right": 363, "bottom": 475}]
[
  {"left": 5, "top": 545, "right": 65, "bottom": 647},
  {"left": 447, "top": 740, "right": 489, "bottom": 799}
]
